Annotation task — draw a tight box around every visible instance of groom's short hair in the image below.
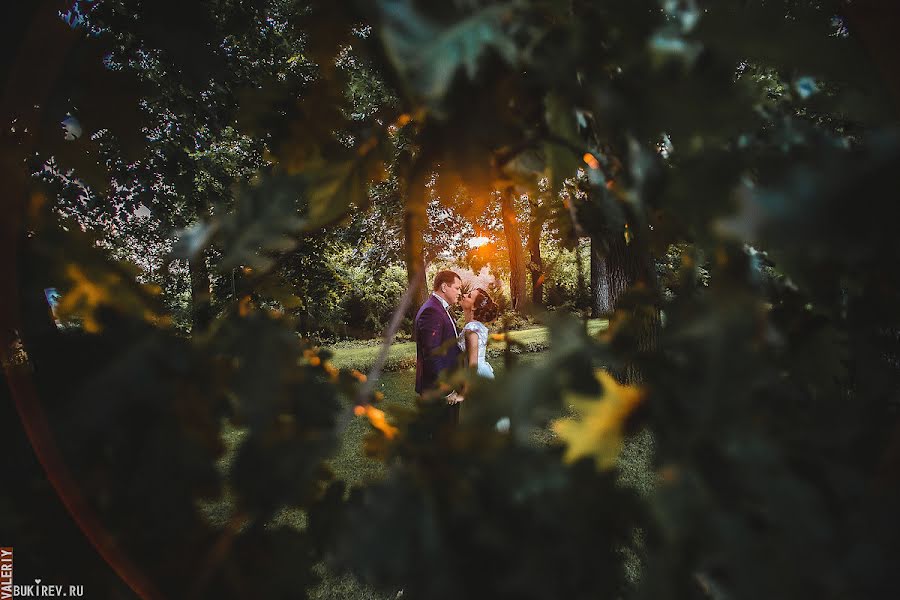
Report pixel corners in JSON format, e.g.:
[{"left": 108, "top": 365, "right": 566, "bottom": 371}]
[{"left": 433, "top": 270, "right": 461, "bottom": 291}]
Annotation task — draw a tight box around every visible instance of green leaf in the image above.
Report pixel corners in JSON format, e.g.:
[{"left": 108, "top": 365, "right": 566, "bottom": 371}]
[
  {"left": 216, "top": 174, "right": 307, "bottom": 273},
  {"left": 501, "top": 147, "right": 546, "bottom": 187},
  {"left": 301, "top": 152, "right": 386, "bottom": 231},
  {"left": 208, "top": 145, "right": 385, "bottom": 276},
  {"left": 376, "top": 0, "right": 519, "bottom": 110},
  {"left": 544, "top": 91, "right": 583, "bottom": 195}
]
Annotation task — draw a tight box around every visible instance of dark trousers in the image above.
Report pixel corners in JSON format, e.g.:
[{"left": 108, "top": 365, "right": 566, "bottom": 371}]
[
  {"left": 445, "top": 402, "right": 460, "bottom": 427},
  {"left": 419, "top": 393, "right": 460, "bottom": 439}
]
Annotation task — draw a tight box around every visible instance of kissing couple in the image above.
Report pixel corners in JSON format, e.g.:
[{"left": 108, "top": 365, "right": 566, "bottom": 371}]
[{"left": 414, "top": 270, "right": 501, "bottom": 427}]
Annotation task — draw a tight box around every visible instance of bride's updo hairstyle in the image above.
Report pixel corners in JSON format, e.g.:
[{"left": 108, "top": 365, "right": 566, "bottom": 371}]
[{"left": 473, "top": 288, "right": 500, "bottom": 323}]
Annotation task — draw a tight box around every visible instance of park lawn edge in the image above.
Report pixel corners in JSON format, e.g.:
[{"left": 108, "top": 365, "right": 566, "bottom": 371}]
[{"left": 327, "top": 319, "right": 608, "bottom": 373}]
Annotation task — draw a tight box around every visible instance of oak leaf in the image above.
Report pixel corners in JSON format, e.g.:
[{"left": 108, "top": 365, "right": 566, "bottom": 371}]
[{"left": 552, "top": 370, "right": 644, "bottom": 470}]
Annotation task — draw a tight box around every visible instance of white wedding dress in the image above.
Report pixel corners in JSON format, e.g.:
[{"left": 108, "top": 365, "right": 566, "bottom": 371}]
[{"left": 458, "top": 321, "right": 495, "bottom": 379}]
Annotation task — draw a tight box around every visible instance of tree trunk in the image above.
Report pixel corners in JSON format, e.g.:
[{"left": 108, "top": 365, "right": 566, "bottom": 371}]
[
  {"left": 604, "top": 230, "right": 659, "bottom": 383},
  {"left": 527, "top": 199, "right": 545, "bottom": 306},
  {"left": 590, "top": 236, "right": 612, "bottom": 316},
  {"left": 188, "top": 251, "right": 213, "bottom": 333},
  {"left": 501, "top": 188, "right": 527, "bottom": 311},
  {"left": 576, "top": 238, "right": 587, "bottom": 309},
  {"left": 604, "top": 234, "right": 632, "bottom": 310},
  {"left": 404, "top": 184, "right": 428, "bottom": 313},
  {"left": 527, "top": 236, "right": 544, "bottom": 306}
]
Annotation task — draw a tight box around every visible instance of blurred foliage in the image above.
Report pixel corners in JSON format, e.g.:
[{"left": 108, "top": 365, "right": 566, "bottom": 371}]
[{"left": 5, "top": 0, "right": 900, "bottom": 599}]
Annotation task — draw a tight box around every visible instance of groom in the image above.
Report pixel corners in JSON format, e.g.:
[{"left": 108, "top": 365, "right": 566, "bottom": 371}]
[{"left": 415, "top": 270, "right": 463, "bottom": 424}]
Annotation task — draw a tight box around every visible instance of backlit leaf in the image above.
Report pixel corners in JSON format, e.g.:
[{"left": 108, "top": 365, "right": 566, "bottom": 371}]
[
  {"left": 376, "top": 0, "right": 519, "bottom": 110},
  {"left": 552, "top": 370, "right": 644, "bottom": 470}
]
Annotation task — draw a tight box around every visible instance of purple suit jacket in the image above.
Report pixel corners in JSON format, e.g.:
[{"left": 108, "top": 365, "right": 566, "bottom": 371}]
[{"left": 414, "top": 295, "right": 462, "bottom": 394}]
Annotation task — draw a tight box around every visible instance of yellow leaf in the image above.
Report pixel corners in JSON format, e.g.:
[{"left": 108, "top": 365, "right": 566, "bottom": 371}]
[
  {"left": 551, "top": 370, "right": 643, "bottom": 470},
  {"left": 57, "top": 264, "right": 115, "bottom": 332},
  {"left": 323, "top": 361, "right": 339, "bottom": 381},
  {"left": 356, "top": 404, "right": 399, "bottom": 440},
  {"left": 50, "top": 224, "right": 169, "bottom": 332}
]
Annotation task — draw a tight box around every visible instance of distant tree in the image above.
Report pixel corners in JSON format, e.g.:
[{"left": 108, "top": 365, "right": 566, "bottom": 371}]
[
  {"left": 526, "top": 190, "right": 550, "bottom": 307},
  {"left": 500, "top": 187, "right": 528, "bottom": 311}
]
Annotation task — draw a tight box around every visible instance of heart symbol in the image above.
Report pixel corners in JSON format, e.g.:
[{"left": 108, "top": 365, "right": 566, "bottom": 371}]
[{"left": 35, "top": 579, "right": 42, "bottom": 585}]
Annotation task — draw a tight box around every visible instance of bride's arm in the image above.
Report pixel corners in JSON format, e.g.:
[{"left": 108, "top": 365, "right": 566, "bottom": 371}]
[{"left": 465, "top": 330, "right": 479, "bottom": 369}]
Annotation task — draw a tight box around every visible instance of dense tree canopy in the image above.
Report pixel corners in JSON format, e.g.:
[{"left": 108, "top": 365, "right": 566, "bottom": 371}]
[{"left": 3, "top": 1, "right": 900, "bottom": 599}]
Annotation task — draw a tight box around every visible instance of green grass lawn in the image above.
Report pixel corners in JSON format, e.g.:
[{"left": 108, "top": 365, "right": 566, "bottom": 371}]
[
  {"left": 212, "top": 325, "right": 654, "bottom": 599},
  {"left": 330, "top": 352, "right": 548, "bottom": 485},
  {"left": 327, "top": 318, "right": 608, "bottom": 372},
  {"left": 331, "top": 349, "right": 654, "bottom": 494}
]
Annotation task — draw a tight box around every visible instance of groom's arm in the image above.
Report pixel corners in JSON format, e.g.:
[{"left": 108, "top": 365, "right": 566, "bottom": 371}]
[
  {"left": 418, "top": 307, "right": 451, "bottom": 370},
  {"left": 419, "top": 307, "right": 461, "bottom": 402}
]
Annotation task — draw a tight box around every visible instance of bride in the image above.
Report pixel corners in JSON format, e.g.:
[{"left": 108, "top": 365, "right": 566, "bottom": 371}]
[{"left": 458, "top": 287, "right": 500, "bottom": 379}]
